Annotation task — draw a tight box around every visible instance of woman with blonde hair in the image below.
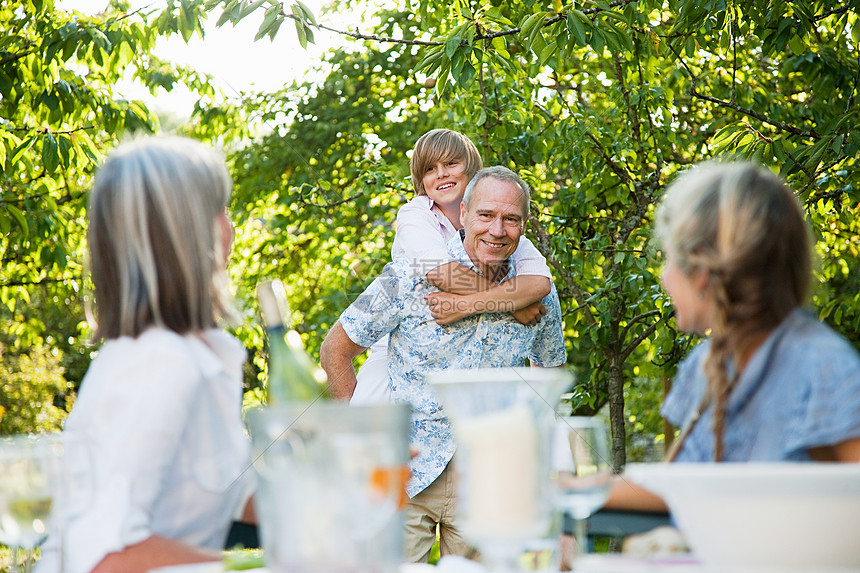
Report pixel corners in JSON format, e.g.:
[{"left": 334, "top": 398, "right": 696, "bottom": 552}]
[
  {"left": 656, "top": 161, "right": 860, "bottom": 462},
  {"left": 39, "top": 137, "right": 254, "bottom": 573}
]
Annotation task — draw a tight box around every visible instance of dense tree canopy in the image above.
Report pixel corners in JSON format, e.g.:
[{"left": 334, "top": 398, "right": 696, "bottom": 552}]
[
  {"left": 0, "top": 0, "right": 218, "bottom": 431},
  {"left": 205, "top": 0, "right": 860, "bottom": 465},
  {"left": 4, "top": 0, "right": 860, "bottom": 467}
]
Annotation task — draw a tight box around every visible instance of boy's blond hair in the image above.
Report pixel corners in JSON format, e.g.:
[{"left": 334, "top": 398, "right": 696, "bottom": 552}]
[{"left": 410, "top": 129, "right": 482, "bottom": 195}]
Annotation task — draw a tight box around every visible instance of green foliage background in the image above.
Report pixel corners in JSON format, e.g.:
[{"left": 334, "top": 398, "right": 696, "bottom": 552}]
[{"left": 2, "top": 0, "right": 859, "bottom": 465}]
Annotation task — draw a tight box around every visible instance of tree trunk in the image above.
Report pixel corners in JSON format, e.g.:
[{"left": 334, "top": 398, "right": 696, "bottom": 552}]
[{"left": 607, "top": 356, "right": 626, "bottom": 471}]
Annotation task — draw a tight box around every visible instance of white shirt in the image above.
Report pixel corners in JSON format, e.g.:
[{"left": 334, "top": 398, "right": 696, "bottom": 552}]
[{"left": 39, "top": 327, "right": 252, "bottom": 573}]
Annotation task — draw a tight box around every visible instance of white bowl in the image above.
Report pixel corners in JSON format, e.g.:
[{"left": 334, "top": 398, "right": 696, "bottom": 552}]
[{"left": 624, "top": 463, "right": 860, "bottom": 569}]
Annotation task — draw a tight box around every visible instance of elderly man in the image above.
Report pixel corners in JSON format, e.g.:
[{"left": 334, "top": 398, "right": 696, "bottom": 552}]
[{"left": 320, "top": 166, "right": 567, "bottom": 563}]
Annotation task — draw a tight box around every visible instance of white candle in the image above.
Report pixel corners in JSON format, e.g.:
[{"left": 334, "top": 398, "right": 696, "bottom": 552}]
[{"left": 456, "top": 404, "right": 539, "bottom": 539}]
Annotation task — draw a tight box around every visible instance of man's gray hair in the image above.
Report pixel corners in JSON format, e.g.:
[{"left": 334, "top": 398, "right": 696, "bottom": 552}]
[{"left": 462, "top": 166, "right": 531, "bottom": 218}]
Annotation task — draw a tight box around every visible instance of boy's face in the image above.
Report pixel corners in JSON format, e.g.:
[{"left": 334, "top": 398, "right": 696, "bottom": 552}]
[{"left": 422, "top": 156, "right": 469, "bottom": 213}]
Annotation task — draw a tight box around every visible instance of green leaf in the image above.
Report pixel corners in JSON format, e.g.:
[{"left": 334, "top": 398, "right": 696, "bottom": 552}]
[
  {"left": 6, "top": 205, "right": 28, "bottom": 236},
  {"left": 805, "top": 142, "right": 827, "bottom": 171},
  {"left": 256, "top": 6, "right": 281, "bottom": 41},
  {"left": 416, "top": 46, "right": 445, "bottom": 73},
  {"left": 242, "top": 0, "right": 267, "bottom": 18},
  {"left": 600, "top": 26, "right": 622, "bottom": 52},
  {"left": 788, "top": 35, "right": 805, "bottom": 55},
  {"left": 88, "top": 27, "right": 112, "bottom": 53},
  {"left": 435, "top": 58, "right": 452, "bottom": 98},
  {"left": 266, "top": 17, "right": 284, "bottom": 40},
  {"left": 216, "top": 0, "right": 239, "bottom": 27},
  {"left": 10, "top": 136, "right": 36, "bottom": 166},
  {"left": 445, "top": 35, "right": 461, "bottom": 58},
  {"left": 539, "top": 41, "right": 556, "bottom": 64},
  {"left": 567, "top": 11, "right": 588, "bottom": 46},
  {"left": 685, "top": 35, "right": 696, "bottom": 58},
  {"left": 772, "top": 139, "right": 786, "bottom": 162},
  {"left": 294, "top": 0, "right": 317, "bottom": 26},
  {"left": 485, "top": 7, "right": 514, "bottom": 27},
  {"left": 520, "top": 12, "right": 547, "bottom": 43},
  {"left": 490, "top": 36, "right": 510, "bottom": 59},
  {"left": 524, "top": 13, "right": 548, "bottom": 53},
  {"left": 602, "top": 10, "right": 628, "bottom": 26},
  {"left": 750, "top": 142, "right": 764, "bottom": 164},
  {"left": 455, "top": 61, "right": 476, "bottom": 88},
  {"left": 57, "top": 135, "right": 72, "bottom": 170},
  {"left": 832, "top": 134, "right": 845, "bottom": 154},
  {"left": 293, "top": 17, "right": 307, "bottom": 48},
  {"left": 590, "top": 26, "right": 605, "bottom": 52},
  {"left": 719, "top": 30, "right": 730, "bottom": 52}
]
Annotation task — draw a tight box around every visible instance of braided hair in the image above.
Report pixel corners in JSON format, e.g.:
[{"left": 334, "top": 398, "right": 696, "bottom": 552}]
[{"left": 655, "top": 162, "right": 812, "bottom": 461}]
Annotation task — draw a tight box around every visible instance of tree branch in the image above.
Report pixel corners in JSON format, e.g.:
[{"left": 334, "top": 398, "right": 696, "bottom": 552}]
[
  {"left": 619, "top": 309, "right": 661, "bottom": 348},
  {"left": 9, "top": 125, "right": 97, "bottom": 135},
  {"left": 0, "top": 45, "right": 37, "bottom": 66},
  {"left": 621, "top": 310, "right": 669, "bottom": 361},
  {"left": 584, "top": 129, "right": 634, "bottom": 184},
  {"left": 666, "top": 42, "right": 821, "bottom": 139},
  {"left": 280, "top": 0, "right": 637, "bottom": 47},
  {"left": 813, "top": 5, "right": 853, "bottom": 21},
  {"left": 313, "top": 21, "right": 442, "bottom": 46},
  {"left": 297, "top": 189, "right": 365, "bottom": 209}
]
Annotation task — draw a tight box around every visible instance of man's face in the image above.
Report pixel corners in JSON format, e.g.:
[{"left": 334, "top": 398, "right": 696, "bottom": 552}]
[{"left": 460, "top": 177, "right": 527, "bottom": 272}]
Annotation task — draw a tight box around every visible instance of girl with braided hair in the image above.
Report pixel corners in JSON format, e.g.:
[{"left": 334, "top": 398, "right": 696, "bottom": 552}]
[
  {"left": 657, "top": 161, "right": 860, "bottom": 463},
  {"left": 605, "top": 161, "right": 860, "bottom": 517}
]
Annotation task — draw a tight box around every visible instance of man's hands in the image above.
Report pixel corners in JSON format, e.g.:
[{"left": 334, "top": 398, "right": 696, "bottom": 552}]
[
  {"left": 511, "top": 300, "right": 547, "bottom": 325},
  {"left": 425, "top": 292, "right": 546, "bottom": 326},
  {"left": 425, "top": 291, "right": 474, "bottom": 325}
]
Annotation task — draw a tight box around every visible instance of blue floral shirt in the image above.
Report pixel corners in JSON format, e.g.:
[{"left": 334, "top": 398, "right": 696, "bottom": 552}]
[
  {"left": 340, "top": 234, "right": 567, "bottom": 496},
  {"left": 663, "top": 309, "right": 860, "bottom": 461}
]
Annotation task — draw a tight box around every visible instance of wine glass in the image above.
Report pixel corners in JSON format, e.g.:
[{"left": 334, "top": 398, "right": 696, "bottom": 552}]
[
  {"left": 429, "top": 367, "right": 571, "bottom": 573},
  {"left": 53, "top": 432, "right": 94, "bottom": 573},
  {"left": 551, "top": 416, "right": 613, "bottom": 555},
  {"left": 0, "top": 434, "right": 62, "bottom": 573}
]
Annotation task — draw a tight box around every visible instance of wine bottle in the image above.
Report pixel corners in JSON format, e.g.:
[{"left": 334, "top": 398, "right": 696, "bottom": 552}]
[{"left": 256, "top": 279, "right": 328, "bottom": 403}]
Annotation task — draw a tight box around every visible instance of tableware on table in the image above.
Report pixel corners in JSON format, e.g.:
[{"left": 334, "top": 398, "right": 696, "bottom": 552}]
[
  {"left": 429, "top": 367, "right": 571, "bottom": 573},
  {"left": 247, "top": 402, "right": 410, "bottom": 573},
  {"left": 625, "top": 462, "right": 860, "bottom": 569},
  {"left": 0, "top": 434, "right": 64, "bottom": 573},
  {"left": 551, "top": 416, "right": 613, "bottom": 554}
]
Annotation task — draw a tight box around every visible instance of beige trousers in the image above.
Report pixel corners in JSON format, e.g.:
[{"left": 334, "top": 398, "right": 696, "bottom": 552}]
[{"left": 403, "top": 460, "right": 479, "bottom": 563}]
